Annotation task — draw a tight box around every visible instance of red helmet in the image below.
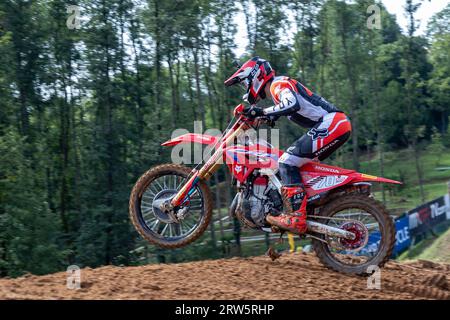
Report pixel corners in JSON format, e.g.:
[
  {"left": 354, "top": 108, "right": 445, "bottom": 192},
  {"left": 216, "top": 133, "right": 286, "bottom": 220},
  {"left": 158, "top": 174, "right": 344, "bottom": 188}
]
[{"left": 224, "top": 56, "right": 275, "bottom": 104}]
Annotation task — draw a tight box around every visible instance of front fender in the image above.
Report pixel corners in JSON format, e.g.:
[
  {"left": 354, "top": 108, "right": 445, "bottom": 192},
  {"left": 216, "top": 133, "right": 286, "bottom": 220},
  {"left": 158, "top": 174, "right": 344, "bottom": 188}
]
[{"left": 161, "top": 133, "right": 219, "bottom": 147}]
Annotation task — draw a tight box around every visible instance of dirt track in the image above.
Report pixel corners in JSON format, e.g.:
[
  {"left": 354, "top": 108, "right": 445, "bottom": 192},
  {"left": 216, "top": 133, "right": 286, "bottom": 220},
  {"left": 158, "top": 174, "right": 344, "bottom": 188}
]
[{"left": 1, "top": 252, "right": 449, "bottom": 300}]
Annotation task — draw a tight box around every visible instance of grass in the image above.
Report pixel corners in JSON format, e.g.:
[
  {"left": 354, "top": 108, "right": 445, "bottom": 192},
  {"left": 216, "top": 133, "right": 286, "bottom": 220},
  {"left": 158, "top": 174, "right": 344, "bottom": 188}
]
[
  {"left": 398, "top": 237, "right": 436, "bottom": 261},
  {"left": 415, "top": 226, "right": 450, "bottom": 263},
  {"left": 399, "top": 223, "right": 450, "bottom": 263}
]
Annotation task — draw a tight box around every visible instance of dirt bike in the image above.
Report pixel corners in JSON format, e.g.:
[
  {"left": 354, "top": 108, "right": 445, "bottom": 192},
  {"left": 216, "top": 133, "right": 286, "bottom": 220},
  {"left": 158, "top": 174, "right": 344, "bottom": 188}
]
[{"left": 129, "top": 104, "right": 401, "bottom": 275}]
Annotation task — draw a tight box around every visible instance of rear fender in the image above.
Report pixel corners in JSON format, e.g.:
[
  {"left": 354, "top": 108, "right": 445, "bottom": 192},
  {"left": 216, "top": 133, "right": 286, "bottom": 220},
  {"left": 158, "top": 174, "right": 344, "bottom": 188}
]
[
  {"left": 301, "top": 162, "right": 402, "bottom": 198},
  {"left": 300, "top": 163, "right": 402, "bottom": 186},
  {"left": 351, "top": 173, "right": 402, "bottom": 185}
]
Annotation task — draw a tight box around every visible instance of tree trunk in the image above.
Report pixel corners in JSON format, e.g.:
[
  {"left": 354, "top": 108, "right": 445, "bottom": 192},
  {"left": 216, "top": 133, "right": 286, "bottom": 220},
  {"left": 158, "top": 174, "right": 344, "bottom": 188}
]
[
  {"left": 184, "top": 56, "right": 197, "bottom": 120},
  {"left": 193, "top": 44, "right": 217, "bottom": 251},
  {"left": 214, "top": 174, "right": 225, "bottom": 254},
  {"left": 130, "top": 17, "right": 145, "bottom": 171},
  {"left": 339, "top": 16, "right": 360, "bottom": 171},
  {"left": 412, "top": 142, "right": 426, "bottom": 203},
  {"left": 153, "top": 0, "right": 162, "bottom": 135},
  {"left": 167, "top": 53, "right": 178, "bottom": 129},
  {"left": 369, "top": 34, "right": 386, "bottom": 204}
]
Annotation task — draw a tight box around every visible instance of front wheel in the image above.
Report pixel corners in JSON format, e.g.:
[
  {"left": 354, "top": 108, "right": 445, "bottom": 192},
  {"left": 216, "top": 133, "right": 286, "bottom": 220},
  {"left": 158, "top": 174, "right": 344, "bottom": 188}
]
[
  {"left": 311, "top": 194, "right": 396, "bottom": 275},
  {"left": 129, "top": 164, "right": 213, "bottom": 249}
]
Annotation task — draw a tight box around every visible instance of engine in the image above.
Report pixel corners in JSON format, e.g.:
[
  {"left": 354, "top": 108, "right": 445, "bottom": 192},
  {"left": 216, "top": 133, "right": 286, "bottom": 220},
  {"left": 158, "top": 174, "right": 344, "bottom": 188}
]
[{"left": 239, "top": 175, "right": 283, "bottom": 228}]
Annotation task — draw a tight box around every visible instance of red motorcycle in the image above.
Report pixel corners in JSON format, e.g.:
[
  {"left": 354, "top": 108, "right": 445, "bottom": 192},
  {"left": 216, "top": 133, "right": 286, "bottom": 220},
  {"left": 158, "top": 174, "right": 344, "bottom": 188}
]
[{"left": 129, "top": 104, "right": 401, "bottom": 274}]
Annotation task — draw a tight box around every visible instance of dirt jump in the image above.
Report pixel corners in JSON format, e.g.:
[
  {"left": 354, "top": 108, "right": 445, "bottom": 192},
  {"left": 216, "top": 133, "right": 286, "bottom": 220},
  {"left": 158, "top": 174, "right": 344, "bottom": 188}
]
[{"left": 1, "top": 252, "right": 449, "bottom": 300}]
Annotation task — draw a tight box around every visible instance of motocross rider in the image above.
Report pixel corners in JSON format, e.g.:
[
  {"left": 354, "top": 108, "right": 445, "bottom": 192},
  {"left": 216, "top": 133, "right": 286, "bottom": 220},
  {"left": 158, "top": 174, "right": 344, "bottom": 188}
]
[{"left": 224, "top": 56, "right": 352, "bottom": 234}]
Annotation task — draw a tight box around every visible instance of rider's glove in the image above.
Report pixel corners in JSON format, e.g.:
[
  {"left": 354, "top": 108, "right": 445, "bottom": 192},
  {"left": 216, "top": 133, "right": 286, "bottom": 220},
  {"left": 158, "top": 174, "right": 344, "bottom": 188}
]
[{"left": 243, "top": 106, "right": 265, "bottom": 118}]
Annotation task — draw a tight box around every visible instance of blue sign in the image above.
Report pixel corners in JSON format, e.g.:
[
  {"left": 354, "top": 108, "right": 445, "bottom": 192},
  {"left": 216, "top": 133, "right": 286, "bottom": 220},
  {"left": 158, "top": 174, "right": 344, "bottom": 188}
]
[
  {"left": 393, "top": 215, "right": 411, "bottom": 255},
  {"left": 358, "top": 231, "right": 381, "bottom": 257},
  {"left": 349, "top": 195, "right": 448, "bottom": 258},
  {"left": 407, "top": 195, "right": 449, "bottom": 236},
  {"left": 356, "top": 216, "right": 411, "bottom": 257}
]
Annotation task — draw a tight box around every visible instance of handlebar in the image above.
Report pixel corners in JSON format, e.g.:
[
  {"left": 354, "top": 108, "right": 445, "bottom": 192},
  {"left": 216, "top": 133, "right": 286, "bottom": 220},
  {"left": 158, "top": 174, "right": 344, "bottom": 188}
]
[
  {"left": 259, "top": 116, "right": 276, "bottom": 128},
  {"left": 233, "top": 104, "right": 276, "bottom": 128},
  {"left": 237, "top": 114, "right": 276, "bottom": 129}
]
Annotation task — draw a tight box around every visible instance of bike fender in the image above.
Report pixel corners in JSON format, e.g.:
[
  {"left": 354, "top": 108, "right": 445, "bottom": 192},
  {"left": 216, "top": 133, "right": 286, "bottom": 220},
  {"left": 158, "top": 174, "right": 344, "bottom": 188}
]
[
  {"left": 161, "top": 133, "right": 219, "bottom": 147},
  {"left": 352, "top": 173, "right": 402, "bottom": 185}
]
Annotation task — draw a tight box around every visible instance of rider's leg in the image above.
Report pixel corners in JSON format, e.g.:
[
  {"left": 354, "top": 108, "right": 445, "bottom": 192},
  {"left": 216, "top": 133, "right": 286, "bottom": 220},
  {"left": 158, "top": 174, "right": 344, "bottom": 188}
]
[
  {"left": 267, "top": 112, "right": 352, "bottom": 234},
  {"left": 311, "top": 112, "right": 352, "bottom": 161},
  {"left": 268, "top": 183, "right": 308, "bottom": 234},
  {"left": 266, "top": 137, "right": 314, "bottom": 234}
]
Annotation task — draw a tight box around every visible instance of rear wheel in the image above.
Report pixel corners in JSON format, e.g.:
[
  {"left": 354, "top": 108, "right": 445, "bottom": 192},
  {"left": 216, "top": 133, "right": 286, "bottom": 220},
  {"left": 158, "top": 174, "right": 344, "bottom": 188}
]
[
  {"left": 311, "top": 194, "right": 395, "bottom": 275},
  {"left": 129, "top": 164, "right": 213, "bottom": 249}
]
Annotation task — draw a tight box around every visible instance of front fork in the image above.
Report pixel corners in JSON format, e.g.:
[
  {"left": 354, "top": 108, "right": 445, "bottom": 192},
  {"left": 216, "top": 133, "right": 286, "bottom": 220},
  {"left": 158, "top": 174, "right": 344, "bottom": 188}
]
[
  {"left": 171, "top": 173, "right": 200, "bottom": 209},
  {"left": 170, "top": 122, "right": 245, "bottom": 208}
]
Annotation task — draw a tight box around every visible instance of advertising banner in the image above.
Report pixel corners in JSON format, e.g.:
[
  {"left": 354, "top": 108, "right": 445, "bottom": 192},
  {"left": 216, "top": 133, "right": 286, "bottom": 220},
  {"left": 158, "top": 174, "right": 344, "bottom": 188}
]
[
  {"left": 393, "top": 215, "right": 411, "bottom": 254},
  {"left": 407, "top": 195, "right": 449, "bottom": 237},
  {"left": 446, "top": 194, "right": 450, "bottom": 220},
  {"left": 358, "top": 216, "right": 411, "bottom": 257},
  {"left": 354, "top": 194, "right": 449, "bottom": 258}
]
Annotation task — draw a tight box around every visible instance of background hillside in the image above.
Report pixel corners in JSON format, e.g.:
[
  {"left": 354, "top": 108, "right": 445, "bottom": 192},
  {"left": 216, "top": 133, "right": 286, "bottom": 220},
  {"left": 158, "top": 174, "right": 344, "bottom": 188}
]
[
  {"left": 414, "top": 228, "right": 450, "bottom": 263},
  {"left": 0, "top": 0, "right": 449, "bottom": 277}
]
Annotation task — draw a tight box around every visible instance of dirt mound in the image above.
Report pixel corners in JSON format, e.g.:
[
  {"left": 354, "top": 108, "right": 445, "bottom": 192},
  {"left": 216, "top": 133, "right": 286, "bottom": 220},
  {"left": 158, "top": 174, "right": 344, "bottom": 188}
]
[{"left": 1, "top": 252, "right": 449, "bottom": 300}]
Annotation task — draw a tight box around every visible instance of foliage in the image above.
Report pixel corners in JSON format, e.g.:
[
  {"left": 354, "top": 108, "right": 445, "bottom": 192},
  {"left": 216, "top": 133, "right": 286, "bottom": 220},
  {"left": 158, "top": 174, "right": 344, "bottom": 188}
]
[{"left": 0, "top": 0, "right": 449, "bottom": 276}]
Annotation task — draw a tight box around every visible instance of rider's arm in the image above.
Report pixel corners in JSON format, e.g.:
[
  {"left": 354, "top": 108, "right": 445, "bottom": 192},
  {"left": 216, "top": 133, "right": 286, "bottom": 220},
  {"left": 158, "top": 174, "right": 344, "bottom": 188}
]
[{"left": 262, "top": 88, "right": 300, "bottom": 117}]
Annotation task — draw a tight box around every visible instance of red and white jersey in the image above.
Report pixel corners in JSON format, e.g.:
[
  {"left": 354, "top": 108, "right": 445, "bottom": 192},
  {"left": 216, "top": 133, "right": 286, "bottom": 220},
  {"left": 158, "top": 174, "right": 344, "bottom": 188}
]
[{"left": 263, "top": 76, "right": 342, "bottom": 128}]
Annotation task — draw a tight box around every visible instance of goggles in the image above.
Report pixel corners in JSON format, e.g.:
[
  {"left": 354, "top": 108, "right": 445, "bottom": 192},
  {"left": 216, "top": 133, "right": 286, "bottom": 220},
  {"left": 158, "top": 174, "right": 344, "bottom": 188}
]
[{"left": 239, "top": 78, "right": 250, "bottom": 90}]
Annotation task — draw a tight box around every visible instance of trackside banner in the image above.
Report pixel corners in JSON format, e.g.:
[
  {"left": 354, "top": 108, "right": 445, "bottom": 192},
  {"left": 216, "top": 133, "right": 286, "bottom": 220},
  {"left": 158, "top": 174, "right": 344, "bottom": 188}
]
[
  {"left": 358, "top": 194, "right": 450, "bottom": 257},
  {"left": 358, "top": 215, "right": 411, "bottom": 257},
  {"left": 446, "top": 194, "right": 450, "bottom": 220},
  {"left": 393, "top": 215, "right": 411, "bottom": 254},
  {"left": 407, "top": 194, "right": 450, "bottom": 237}
]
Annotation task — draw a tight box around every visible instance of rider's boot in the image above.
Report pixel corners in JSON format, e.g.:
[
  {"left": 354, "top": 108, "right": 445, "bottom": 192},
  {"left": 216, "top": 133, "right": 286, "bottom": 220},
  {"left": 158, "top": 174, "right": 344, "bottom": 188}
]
[{"left": 266, "top": 185, "right": 308, "bottom": 234}]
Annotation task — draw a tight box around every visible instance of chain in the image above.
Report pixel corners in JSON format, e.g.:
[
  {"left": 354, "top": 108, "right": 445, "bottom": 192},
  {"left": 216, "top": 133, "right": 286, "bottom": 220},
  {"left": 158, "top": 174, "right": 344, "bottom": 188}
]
[
  {"left": 306, "top": 233, "right": 328, "bottom": 243},
  {"left": 306, "top": 233, "right": 347, "bottom": 250},
  {"left": 307, "top": 215, "right": 368, "bottom": 222}
]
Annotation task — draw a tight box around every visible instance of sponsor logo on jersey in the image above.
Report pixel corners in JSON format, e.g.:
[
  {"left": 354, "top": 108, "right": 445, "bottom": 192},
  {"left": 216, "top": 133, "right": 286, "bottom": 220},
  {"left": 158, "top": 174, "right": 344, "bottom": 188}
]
[
  {"left": 315, "top": 139, "right": 339, "bottom": 156},
  {"left": 307, "top": 127, "right": 329, "bottom": 140}
]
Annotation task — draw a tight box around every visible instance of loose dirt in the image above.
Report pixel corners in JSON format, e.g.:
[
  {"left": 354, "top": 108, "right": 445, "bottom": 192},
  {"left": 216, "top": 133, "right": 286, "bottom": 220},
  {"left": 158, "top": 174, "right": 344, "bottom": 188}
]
[{"left": 1, "top": 252, "right": 449, "bottom": 300}]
